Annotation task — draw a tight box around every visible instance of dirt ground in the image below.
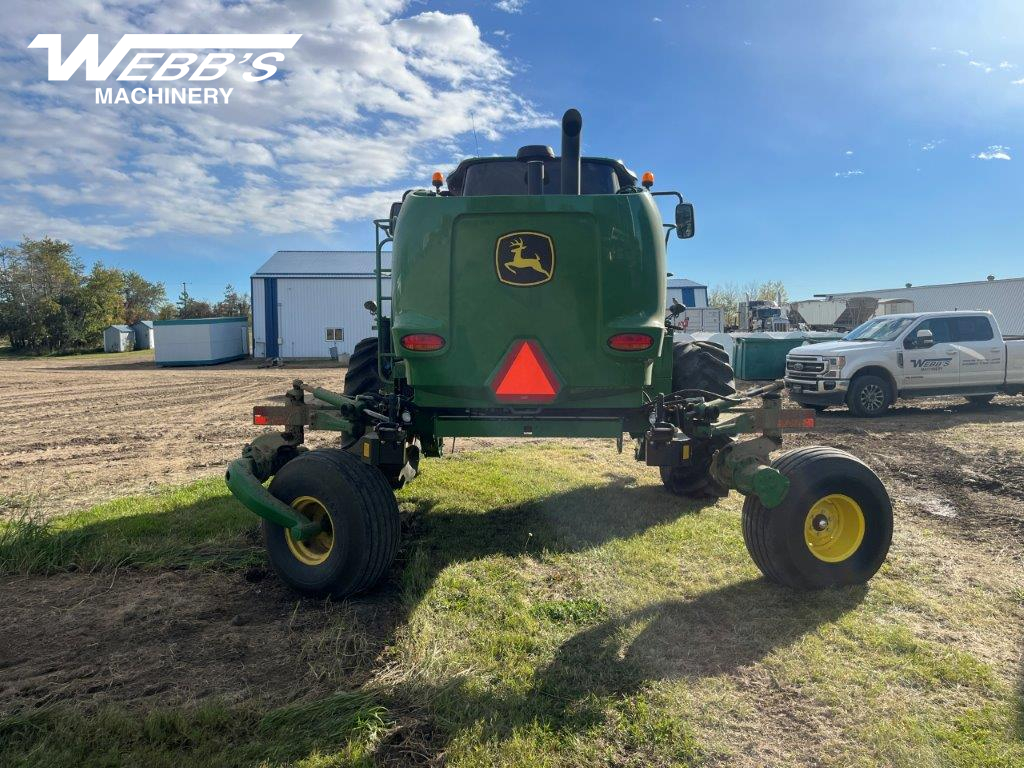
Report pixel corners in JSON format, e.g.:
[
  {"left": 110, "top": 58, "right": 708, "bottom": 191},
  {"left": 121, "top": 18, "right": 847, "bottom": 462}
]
[
  {"left": 0, "top": 351, "right": 343, "bottom": 515},
  {"left": 1, "top": 351, "right": 1022, "bottom": 759}
]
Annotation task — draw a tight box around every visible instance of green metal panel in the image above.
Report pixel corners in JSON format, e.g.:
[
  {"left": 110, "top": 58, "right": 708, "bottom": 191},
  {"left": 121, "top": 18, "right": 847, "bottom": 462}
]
[
  {"left": 391, "top": 190, "right": 669, "bottom": 412},
  {"left": 733, "top": 337, "right": 810, "bottom": 381}
]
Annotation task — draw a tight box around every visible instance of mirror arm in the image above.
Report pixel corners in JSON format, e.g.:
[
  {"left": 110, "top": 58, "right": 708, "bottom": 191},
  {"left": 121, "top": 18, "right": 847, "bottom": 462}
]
[
  {"left": 663, "top": 224, "right": 677, "bottom": 246},
  {"left": 651, "top": 190, "right": 685, "bottom": 204}
]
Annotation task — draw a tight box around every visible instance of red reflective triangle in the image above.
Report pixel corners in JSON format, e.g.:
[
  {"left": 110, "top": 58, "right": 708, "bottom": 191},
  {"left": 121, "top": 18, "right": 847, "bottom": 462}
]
[{"left": 493, "top": 340, "right": 559, "bottom": 401}]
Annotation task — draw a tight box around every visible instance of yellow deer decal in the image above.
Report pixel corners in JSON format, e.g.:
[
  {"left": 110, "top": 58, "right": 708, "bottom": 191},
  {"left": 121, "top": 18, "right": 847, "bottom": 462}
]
[{"left": 503, "top": 237, "right": 552, "bottom": 279}]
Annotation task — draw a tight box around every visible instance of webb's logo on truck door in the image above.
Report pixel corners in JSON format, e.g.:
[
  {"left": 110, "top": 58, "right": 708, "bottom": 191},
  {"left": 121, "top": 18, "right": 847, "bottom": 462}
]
[{"left": 496, "top": 232, "right": 555, "bottom": 286}]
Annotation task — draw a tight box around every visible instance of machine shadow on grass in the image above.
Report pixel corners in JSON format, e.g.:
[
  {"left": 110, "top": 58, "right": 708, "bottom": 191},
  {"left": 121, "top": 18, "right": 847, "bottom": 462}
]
[
  {"left": 1, "top": 476, "right": 868, "bottom": 763},
  {"left": 392, "top": 475, "right": 716, "bottom": 607},
  {"left": 374, "top": 579, "right": 865, "bottom": 760}
]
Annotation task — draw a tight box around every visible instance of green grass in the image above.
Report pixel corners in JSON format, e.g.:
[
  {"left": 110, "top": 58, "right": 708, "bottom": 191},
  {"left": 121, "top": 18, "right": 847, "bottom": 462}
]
[
  {"left": 0, "top": 345, "right": 156, "bottom": 360},
  {"left": 1, "top": 442, "right": 1022, "bottom": 767},
  {"left": 0, "top": 477, "right": 261, "bottom": 574}
]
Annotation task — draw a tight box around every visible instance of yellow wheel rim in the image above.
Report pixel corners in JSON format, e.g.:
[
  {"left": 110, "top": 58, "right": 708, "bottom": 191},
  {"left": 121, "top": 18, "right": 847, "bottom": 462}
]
[
  {"left": 804, "top": 494, "right": 865, "bottom": 563},
  {"left": 285, "top": 496, "right": 335, "bottom": 567}
]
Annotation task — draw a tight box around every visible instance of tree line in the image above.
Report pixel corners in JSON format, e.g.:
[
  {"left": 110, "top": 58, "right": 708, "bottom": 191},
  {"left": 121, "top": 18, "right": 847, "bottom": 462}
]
[{"left": 0, "top": 237, "right": 250, "bottom": 353}]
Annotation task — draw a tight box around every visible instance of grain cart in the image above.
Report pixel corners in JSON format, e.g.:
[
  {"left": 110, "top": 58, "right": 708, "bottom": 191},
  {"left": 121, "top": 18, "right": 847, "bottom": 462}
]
[{"left": 226, "top": 110, "right": 892, "bottom": 598}]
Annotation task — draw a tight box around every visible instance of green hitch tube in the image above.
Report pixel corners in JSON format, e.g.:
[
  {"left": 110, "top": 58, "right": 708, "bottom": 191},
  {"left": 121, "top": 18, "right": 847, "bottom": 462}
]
[
  {"left": 704, "top": 380, "right": 785, "bottom": 413},
  {"left": 224, "top": 458, "right": 321, "bottom": 541},
  {"left": 306, "top": 385, "right": 351, "bottom": 409},
  {"left": 732, "top": 461, "right": 790, "bottom": 508}
]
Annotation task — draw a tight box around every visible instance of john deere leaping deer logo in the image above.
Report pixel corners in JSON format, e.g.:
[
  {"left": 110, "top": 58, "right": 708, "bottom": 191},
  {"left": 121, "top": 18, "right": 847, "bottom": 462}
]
[{"left": 496, "top": 232, "right": 555, "bottom": 286}]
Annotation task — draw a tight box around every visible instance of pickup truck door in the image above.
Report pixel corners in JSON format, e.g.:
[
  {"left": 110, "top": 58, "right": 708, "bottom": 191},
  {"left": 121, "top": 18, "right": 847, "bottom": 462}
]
[
  {"left": 901, "top": 318, "right": 959, "bottom": 389},
  {"left": 951, "top": 315, "right": 1004, "bottom": 388}
]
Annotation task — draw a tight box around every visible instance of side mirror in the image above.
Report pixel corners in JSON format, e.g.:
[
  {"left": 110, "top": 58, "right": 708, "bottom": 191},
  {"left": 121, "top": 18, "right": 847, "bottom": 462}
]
[
  {"left": 363, "top": 300, "right": 378, "bottom": 315},
  {"left": 913, "top": 328, "right": 933, "bottom": 348},
  {"left": 675, "top": 202, "right": 695, "bottom": 239}
]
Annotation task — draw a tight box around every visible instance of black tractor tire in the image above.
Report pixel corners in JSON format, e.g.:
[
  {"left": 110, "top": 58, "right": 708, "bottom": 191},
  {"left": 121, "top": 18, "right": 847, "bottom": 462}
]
[
  {"left": 264, "top": 449, "right": 400, "bottom": 599},
  {"left": 344, "top": 337, "right": 383, "bottom": 397},
  {"left": 693, "top": 340, "right": 730, "bottom": 365},
  {"left": 660, "top": 341, "right": 736, "bottom": 498},
  {"left": 965, "top": 394, "right": 995, "bottom": 406},
  {"left": 670, "top": 340, "right": 736, "bottom": 399},
  {"left": 846, "top": 374, "right": 892, "bottom": 417},
  {"left": 742, "top": 447, "right": 892, "bottom": 589}
]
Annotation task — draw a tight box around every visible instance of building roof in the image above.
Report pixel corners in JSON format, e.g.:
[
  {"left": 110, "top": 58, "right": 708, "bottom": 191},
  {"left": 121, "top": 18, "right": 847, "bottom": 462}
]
[
  {"left": 106, "top": 324, "right": 131, "bottom": 332},
  {"left": 253, "top": 250, "right": 392, "bottom": 278},
  {"left": 667, "top": 278, "right": 706, "bottom": 289},
  {"left": 132, "top": 320, "right": 154, "bottom": 328},
  {"left": 822, "top": 275, "right": 1023, "bottom": 297}
]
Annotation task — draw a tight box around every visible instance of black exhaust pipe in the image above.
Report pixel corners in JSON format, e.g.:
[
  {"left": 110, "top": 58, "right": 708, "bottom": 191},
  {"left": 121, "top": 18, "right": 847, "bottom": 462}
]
[{"left": 560, "top": 108, "right": 582, "bottom": 195}]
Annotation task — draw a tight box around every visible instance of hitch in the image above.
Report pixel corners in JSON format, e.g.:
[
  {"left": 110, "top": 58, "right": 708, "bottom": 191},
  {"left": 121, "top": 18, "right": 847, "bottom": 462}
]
[{"left": 643, "top": 381, "right": 815, "bottom": 507}]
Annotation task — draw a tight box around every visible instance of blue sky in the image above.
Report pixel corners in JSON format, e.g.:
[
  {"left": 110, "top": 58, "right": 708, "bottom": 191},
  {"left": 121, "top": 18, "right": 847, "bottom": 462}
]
[{"left": 1, "top": 1, "right": 1022, "bottom": 303}]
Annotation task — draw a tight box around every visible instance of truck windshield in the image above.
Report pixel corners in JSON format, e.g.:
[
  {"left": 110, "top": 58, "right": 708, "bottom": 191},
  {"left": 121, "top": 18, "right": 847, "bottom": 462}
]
[{"left": 844, "top": 317, "right": 915, "bottom": 341}]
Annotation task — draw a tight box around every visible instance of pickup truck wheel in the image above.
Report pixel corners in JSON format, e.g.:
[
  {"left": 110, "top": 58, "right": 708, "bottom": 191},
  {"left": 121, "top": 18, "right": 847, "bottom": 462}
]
[
  {"left": 847, "top": 374, "right": 891, "bottom": 417},
  {"left": 965, "top": 394, "right": 995, "bottom": 406},
  {"left": 742, "top": 447, "right": 892, "bottom": 589}
]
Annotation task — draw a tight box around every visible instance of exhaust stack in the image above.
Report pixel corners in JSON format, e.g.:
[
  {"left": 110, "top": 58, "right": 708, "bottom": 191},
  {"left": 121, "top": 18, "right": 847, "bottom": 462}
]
[{"left": 560, "top": 108, "right": 582, "bottom": 195}]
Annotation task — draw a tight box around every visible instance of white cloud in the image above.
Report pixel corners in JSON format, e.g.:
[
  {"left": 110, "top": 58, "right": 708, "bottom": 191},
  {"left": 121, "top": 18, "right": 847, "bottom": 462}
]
[
  {"left": 920, "top": 139, "right": 944, "bottom": 151},
  {"left": 1013, "top": 78, "right": 1024, "bottom": 85},
  {"left": 495, "top": 0, "right": 526, "bottom": 13},
  {"left": 844, "top": 149, "right": 854, "bottom": 156},
  {"left": 955, "top": 49, "right": 970, "bottom": 56},
  {"left": 0, "top": 0, "right": 553, "bottom": 248},
  {"left": 968, "top": 60, "right": 993, "bottom": 73},
  {"left": 652, "top": 17, "right": 662, "bottom": 23},
  {"left": 833, "top": 170, "right": 864, "bottom": 178},
  {"left": 972, "top": 145, "right": 1011, "bottom": 160},
  {"left": 999, "top": 61, "right": 1014, "bottom": 69}
]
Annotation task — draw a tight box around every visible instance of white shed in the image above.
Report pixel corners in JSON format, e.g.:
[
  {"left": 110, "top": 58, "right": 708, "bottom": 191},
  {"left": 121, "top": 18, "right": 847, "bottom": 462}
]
[
  {"left": 103, "top": 324, "right": 134, "bottom": 353},
  {"left": 131, "top": 320, "right": 155, "bottom": 350},
  {"left": 153, "top": 317, "right": 249, "bottom": 366},
  {"left": 251, "top": 251, "right": 392, "bottom": 359},
  {"left": 824, "top": 276, "right": 1024, "bottom": 335}
]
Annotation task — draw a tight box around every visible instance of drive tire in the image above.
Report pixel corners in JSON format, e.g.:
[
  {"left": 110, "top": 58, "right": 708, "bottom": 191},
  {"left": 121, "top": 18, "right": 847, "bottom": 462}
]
[
  {"left": 742, "top": 447, "right": 892, "bottom": 589},
  {"left": 660, "top": 341, "right": 736, "bottom": 499},
  {"left": 264, "top": 449, "right": 399, "bottom": 599},
  {"left": 344, "top": 337, "right": 384, "bottom": 397},
  {"left": 846, "top": 374, "right": 892, "bottom": 417}
]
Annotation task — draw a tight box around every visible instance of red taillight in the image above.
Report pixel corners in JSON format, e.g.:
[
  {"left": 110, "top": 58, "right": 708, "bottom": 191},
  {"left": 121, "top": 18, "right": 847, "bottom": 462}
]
[
  {"left": 490, "top": 340, "right": 560, "bottom": 402},
  {"left": 253, "top": 412, "right": 269, "bottom": 425},
  {"left": 401, "top": 333, "right": 446, "bottom": 352},
  {"left": 608, "top": 333, "right": 653, "bottom": 351}
]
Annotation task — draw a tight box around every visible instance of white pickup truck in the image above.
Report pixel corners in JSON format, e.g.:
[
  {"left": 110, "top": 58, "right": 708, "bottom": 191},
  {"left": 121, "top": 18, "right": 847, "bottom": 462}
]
[{"left": 784, "top": 311, "right": 1024, "bottom": 416}]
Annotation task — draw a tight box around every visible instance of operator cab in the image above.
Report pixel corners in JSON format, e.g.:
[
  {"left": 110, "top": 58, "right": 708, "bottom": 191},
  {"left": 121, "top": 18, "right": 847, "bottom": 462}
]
[{"left": 446, "top": 153, "right": 637, "bottom": 196}]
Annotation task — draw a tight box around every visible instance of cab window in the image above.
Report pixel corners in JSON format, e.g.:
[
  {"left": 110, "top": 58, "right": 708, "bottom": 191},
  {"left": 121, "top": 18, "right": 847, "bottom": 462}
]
[
  {"left": 905, "top": 317, "right": 952, "bottom": 347},
  {"left": 950, "top": 316, "right": 994, "bottom": 342}
]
